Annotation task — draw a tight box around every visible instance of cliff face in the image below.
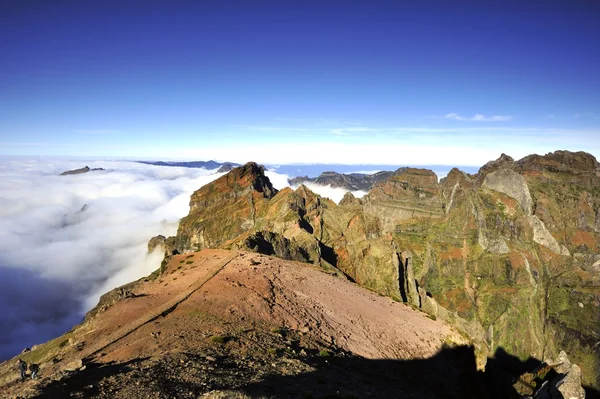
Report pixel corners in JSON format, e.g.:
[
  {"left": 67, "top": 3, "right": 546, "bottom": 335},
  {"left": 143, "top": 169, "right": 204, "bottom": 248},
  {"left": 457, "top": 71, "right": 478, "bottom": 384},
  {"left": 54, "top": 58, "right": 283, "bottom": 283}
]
[{"left": 163, "top": 152, "right": 600, "bottom": 389}]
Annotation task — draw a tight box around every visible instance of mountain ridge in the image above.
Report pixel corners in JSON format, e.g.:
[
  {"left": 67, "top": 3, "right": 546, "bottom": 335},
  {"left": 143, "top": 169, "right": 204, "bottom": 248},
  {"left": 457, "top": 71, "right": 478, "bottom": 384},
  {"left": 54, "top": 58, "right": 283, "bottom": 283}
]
[
  {"left": 1, "top": 150, "right": 598, "bottom": 398},
  {"left": 160, "top": 150, "right": 600, "bottom": 390}
]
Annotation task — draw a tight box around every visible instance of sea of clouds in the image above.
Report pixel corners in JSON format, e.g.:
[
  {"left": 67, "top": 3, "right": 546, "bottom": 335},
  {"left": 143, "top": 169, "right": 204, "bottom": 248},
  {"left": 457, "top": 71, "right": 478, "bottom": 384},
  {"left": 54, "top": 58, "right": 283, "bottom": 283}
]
[{"left": 0, "top": 158, "right": 366, "bottom": 361}]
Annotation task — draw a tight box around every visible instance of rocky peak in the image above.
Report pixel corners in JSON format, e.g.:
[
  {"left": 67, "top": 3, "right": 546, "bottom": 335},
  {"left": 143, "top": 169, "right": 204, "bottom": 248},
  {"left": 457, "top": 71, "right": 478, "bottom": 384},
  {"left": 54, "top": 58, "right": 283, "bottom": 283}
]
[
  {"left": 189, "top": 162, "right": 276, "bottom": 213},
  {"left": 339, "top": 191, "right": 361, "bottom": 207},
  {"left": 475, "top": 153, "right": 515, "bottom": 183},
  {"left": 517, "top": 150, "right": 600, "bottom": 173},
  {"left": 440, "top": 167, "right": 473, "bottom": 188},
  {"left": 369, "top": 167, "right": 440, "bottom": 200},
  {"left": 227, "top": 162, "right": 277, "bottom": 198},
  {"left": 391, "top": 167, "right": 439, "bottom": 185},
  {"left": 216, "top": 162, "right": 236, "bottom": 173}
]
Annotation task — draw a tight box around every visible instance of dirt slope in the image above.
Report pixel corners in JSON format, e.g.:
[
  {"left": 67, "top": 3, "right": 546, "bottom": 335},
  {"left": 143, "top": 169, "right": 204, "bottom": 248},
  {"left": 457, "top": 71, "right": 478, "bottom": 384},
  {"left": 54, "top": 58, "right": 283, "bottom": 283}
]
[{"left": 0, "top": 249, "right": 476, "bottom": 399}]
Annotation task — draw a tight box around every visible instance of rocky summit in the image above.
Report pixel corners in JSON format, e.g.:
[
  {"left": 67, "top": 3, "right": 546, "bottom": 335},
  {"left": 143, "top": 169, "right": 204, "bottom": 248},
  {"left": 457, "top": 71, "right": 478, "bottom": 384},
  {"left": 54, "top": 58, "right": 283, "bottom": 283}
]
[
  {"left": 162, "top": 151, "right": 600, "bottom": 391},
  {"left": 1, "top": 150, "right": 599, "bottom": 398}
]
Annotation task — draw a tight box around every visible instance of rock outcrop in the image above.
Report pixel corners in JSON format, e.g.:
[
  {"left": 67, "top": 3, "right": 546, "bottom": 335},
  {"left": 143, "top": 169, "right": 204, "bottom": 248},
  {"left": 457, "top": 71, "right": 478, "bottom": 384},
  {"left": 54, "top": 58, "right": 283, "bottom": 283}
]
[
  {"left": 160, "top": 152, "right": 600, "bottom": 389},
  {"left": 483, "top": 168, "right": 533, "bottom": 214},
  {"left": 59, "top": 166, "right": 104, "bottom": 175}
]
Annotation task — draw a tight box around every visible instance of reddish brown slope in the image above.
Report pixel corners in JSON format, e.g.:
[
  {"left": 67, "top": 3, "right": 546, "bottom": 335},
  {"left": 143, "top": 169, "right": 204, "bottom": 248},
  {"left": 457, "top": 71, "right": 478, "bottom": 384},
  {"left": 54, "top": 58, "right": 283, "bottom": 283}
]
[{"left": 0, "top": 249, "right": 472, "bottom": 399}]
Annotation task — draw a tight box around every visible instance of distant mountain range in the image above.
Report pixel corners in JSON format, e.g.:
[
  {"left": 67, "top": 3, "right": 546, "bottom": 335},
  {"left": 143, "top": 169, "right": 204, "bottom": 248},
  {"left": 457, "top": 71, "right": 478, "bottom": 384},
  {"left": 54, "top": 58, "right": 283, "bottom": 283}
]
[
  {"left": 136, "top": 160, "right": 239, "bottom": 172},
  {"left": 289, "top": 170, "right": 396, "bottom": 191}
]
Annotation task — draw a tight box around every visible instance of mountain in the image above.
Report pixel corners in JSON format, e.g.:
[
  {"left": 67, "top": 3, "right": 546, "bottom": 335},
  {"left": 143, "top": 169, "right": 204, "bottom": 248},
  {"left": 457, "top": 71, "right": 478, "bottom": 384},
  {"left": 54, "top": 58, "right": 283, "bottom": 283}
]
[
  {"left": 0, "top": 250, "right": 487, "bottom": 398},
  {"left": 136, "top": 160, "right": 239, "bottom": 170},
  {"left": 161, "top": 151, "right": 600, "bottom": 391},
  {"left": 1, "top": 151, "right": 598, "bottom": 398},
  {"left": 0, "top": 249, "right": 587, "bottom": 399},
  {"left": 59, "top": 166, "right": 105, "bottom": 175},
  {"left": 288, "top": 170, "right": 395, "bottom": 191}
]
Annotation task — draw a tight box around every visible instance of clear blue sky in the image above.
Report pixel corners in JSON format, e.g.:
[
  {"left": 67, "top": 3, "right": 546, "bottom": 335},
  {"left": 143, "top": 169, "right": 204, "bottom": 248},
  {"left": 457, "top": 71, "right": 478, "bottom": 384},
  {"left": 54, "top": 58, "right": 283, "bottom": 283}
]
[{"left": 1, "top": 1, "right": 599, "bottom": 165}]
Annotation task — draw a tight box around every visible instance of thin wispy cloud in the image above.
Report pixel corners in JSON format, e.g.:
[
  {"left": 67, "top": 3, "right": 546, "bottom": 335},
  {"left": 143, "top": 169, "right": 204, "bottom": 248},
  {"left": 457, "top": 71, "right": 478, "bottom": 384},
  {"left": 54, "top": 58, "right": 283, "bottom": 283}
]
[
  {"left": 74, "top": 129, "right": 122, "bottom": 135},
  {"left": 445, "top": 113, "right": 513, "bottom": 122}
]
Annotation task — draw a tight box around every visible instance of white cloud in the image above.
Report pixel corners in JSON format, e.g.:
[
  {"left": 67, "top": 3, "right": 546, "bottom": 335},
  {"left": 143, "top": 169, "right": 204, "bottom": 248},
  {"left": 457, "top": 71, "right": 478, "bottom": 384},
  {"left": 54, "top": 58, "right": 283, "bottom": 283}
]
[
  {"left": 0, "top": 159, "right": 226, "bottom": 360},
  {"left": 266, "top": 169, "right": 366, "bottom": 204},
  {"left": 290, "top": 181, "right": 366, "bottom": 204},
  {"left": 445, "top": 113, "right": 512, "bottom": 122}
]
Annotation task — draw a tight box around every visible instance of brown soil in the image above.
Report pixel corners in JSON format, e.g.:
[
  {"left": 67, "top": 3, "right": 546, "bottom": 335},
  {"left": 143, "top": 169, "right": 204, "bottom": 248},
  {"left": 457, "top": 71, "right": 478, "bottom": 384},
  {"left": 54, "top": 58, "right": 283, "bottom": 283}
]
[{"left": 0, "top": 249, "right": 483, "bottom": 399}]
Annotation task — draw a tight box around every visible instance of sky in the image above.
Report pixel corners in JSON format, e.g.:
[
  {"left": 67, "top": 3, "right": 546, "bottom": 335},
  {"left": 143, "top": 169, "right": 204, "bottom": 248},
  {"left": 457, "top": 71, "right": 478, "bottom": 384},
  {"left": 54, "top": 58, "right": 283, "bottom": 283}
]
[{"left": 1, "top": 1, "right": 599, "bottom": 165}]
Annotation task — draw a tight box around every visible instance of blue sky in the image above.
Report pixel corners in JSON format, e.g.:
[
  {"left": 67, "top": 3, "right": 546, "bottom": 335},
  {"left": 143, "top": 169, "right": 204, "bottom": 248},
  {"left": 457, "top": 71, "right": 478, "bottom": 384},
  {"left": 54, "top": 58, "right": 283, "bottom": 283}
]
[{"left": 1, "top": 1, "right": 599, "bottom": 165}]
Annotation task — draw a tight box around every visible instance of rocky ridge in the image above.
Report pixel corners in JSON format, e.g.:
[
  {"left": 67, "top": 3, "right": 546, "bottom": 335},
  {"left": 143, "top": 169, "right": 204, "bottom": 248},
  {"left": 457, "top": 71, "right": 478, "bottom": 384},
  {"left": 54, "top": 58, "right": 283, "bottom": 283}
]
[
  {"left": 1, "top": 150, "right": 597, "bottom": 398},
  {"left": 136, "top": 160, "right": 239, "bottom": 170},
  {"left": 288, "top": 170, "right": 394, "bottom": 191},
  {"left": 162, "top": 151, "right": 600, "bottom": 391},
  {"left": 59, "top": 166, "right": 105, "bottom": 176}
]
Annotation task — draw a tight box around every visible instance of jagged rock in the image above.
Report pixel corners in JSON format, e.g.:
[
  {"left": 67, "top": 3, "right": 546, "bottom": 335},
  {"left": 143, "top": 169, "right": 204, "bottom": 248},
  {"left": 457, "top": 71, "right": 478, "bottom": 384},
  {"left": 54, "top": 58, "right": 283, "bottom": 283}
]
[
  {"left": 339, "top": 192, "right": 361, "bottom": 207},
  {"left": 528, "top": 215, "right": 570, "bottom": 255},
  {"left": 518, "top": 150, "right": 600, "bottom": 173},
  {"left": 85, "top": 281, "right": 138, "bottom": 320},
  {"left": 147, "top": 235, "right": 166, "bottom": 253},
  {"left": 418, "top": 286, "right": 438, "bottom": 316},
  {"left": 63, "top": 359, "right": 83, "bottom": 371},
  {"left": 216, "top": 163, "right": 236, "bottom": 173},
  {"left": 483, "top": 168, "right": 533, "bottom": 214},
  {"left": 544, "top": 351, "right": 586, "bottom": 399},
  {"left": 478, "top": 234, "right": 510, "bottom": 254},
  {"left": 397, "top": 252, "right": 419, "bottom": 306},
  {"left": 242, "top": 231, "right": 311, "bottom": 263},
  {"left": 442, "top": 167, "right": 473, "bottom": 186}
]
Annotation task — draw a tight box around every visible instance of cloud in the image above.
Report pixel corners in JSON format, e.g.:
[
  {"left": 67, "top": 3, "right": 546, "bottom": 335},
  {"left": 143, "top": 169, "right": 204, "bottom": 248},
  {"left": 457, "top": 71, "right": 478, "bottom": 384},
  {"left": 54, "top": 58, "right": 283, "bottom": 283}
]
[
  {"left": 266, "top": 169, "right": 365, "bottom": 204},
  {"left": 74, "top": 129, "right": 122, "bottom": 135},
  {"left": 0, "top": 159, "right": 229, "bottom": 361},
  {"left": 289, "top": 181, "right": 366, "bottom": 204},
  {"left": 445, "top": 113, "right": 513, "bottom": 122}
]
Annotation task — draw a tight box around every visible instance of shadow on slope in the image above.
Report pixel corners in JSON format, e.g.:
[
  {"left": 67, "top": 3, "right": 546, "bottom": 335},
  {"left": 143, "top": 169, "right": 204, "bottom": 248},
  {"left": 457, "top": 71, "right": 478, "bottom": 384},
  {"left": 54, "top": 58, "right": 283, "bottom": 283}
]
[
  {"left": 241, "top": 345, "right": 488, "bottom": 399},
  {"left": 27, "top": 346, "right": 600, "bottom": 399},
  {"left": 240, "top": 346, "right": 600, "bottom": 399}
]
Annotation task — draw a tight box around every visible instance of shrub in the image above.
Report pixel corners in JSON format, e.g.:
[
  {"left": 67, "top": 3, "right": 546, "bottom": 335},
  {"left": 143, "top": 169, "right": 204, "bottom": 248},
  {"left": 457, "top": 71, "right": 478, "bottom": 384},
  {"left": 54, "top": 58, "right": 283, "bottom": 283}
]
[
  {"left": 210, "top": 335, "right": 229, "bottom": 344},
  {"left": 318, "top": 350, "right": 330, "bottom": 357}
]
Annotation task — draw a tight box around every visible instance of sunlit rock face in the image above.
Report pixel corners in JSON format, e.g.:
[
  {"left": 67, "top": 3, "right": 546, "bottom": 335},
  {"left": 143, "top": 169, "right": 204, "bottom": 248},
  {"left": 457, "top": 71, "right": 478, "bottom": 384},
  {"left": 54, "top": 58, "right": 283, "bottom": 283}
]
[{"left": 163, "top": 151, "right": 600, "bottom": 389}]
